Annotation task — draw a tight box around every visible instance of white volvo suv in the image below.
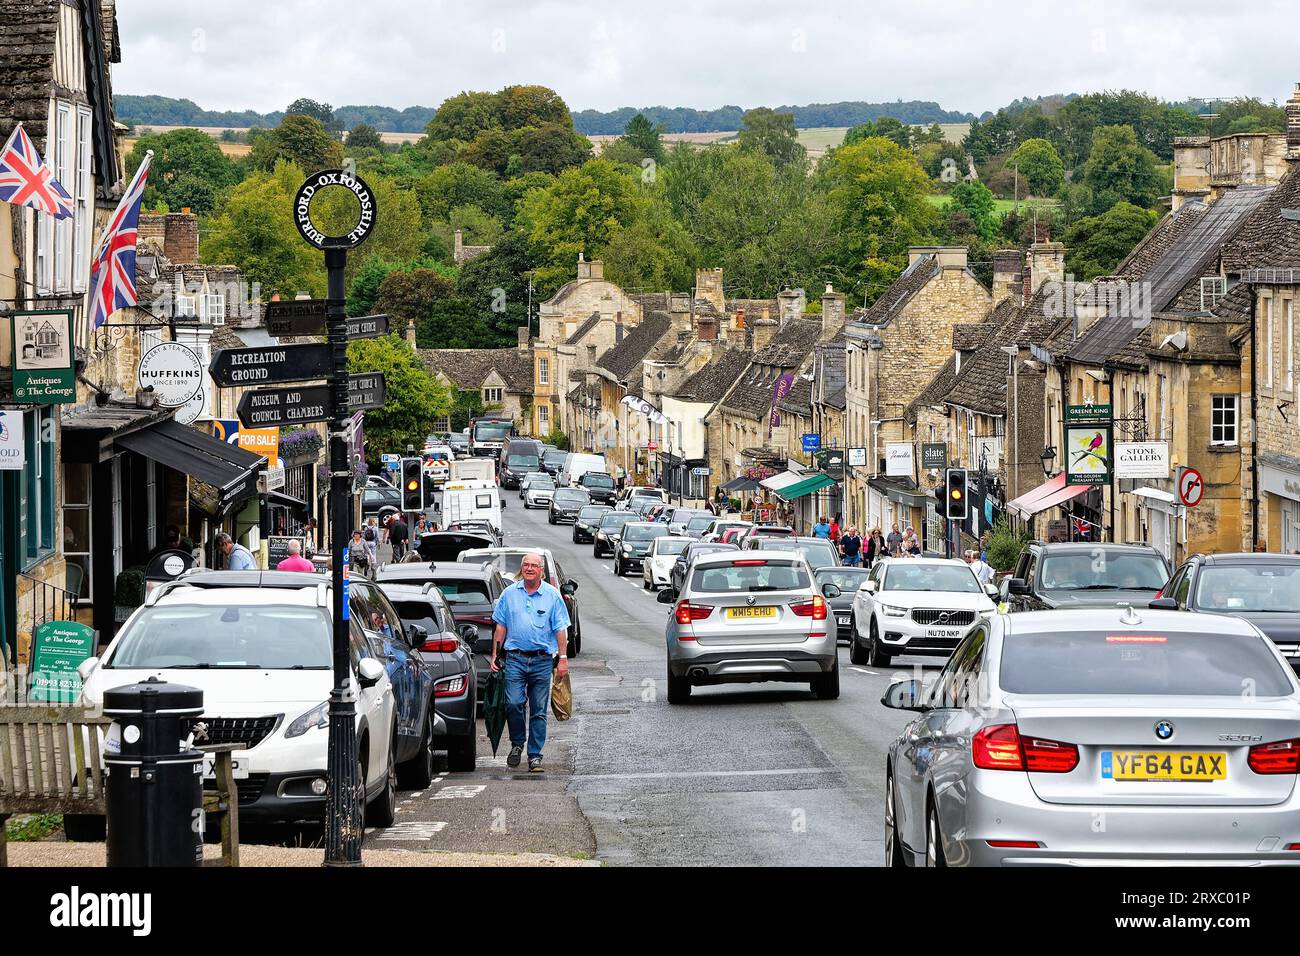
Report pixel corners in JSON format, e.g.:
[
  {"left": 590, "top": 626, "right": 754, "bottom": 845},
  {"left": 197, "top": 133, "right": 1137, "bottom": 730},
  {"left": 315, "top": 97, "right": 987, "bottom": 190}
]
[
  {"left": 75, "top": 571, "right": 398, "bottom": 833},
  {"left": 849, "top": 557, "right": 998, "bottom": 666}
]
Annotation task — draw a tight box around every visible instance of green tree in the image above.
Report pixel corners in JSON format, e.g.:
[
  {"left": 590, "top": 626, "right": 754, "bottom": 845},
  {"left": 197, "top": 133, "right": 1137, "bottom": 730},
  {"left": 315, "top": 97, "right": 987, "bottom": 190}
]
[
  {"left": 285, "top": 97, "right": 342, "bottom": 135},
  {"left": 419, "top": 298, "right": 505, "bottom": 349},
  {"left": 347, "top": 335, "right": 451, "bottom": 465},
  {"left": 346, "top": 256, "right": 405, "bottom": 317},
  {"left": 374, "top": 268, "right": 457, "bottom": 334},
  {"left": 602, "top": 198, "right": 696, "bottom": 293},
  {"left": 126, "top": 128, "right": 239, "bottom": 216},
  {"left": 845, "top": 115, "right": 910, "bottom": 149},
  {"left": 945, "top": 180, "right": 998, "bottom": 240},
  {"left": 1062, "top": 201, "right": 1158, "bottom": 279},
  {"left": 815, "top": 136, "right": 940, "bottom": 299},
  {"left": 1008, "top": 138, "right": 1065, "bottom": 195},
  {"left": 200, "top": 160, "right": 323, "bottom": 296},
  {"left": 737, "top": 107, "right": 806, "bottom": 170},
  {"left": 249, "top": 114, "right": 344, "bottom": 173},
  {"left": 1081, "top": 125, "right": 1165, "bottom": 212},
  {"left": 346, "top": 124, "right": 383, "bottom": 149},
  {"left": 455, "top": 231, "right": 539, "bottom": 342},
  {"left": 622, "top": 112, "right": 665, "bottom": 164},
  {"left": 414, "top": 162, "right": 505, "bottom": 224},
  {"left": 423, "top": 90, "right": 500, "bottom": 143}
]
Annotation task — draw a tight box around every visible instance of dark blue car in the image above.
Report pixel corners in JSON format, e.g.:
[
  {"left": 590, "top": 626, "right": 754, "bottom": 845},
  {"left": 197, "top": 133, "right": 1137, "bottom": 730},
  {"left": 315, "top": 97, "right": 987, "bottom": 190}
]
[{"left": 346, "top": 580, "right": 443, "bottom": 788}]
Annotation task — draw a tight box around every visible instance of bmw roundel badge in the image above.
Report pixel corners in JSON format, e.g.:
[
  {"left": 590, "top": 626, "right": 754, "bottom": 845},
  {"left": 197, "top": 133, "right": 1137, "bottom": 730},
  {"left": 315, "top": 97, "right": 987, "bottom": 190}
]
[{"left": 1154, "top": 720, "right": 1174, "bottom": 740}]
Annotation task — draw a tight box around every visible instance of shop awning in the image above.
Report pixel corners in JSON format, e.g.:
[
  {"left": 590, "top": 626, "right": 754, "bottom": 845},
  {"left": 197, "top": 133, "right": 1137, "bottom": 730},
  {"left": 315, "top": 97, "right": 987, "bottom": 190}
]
[
  {"left": 761, "top": 470, "right": 806, "bottom": 492},
  {"left": 720, "top": 476, "right": 762, "bottom": 492},
  {"left": 1006, "top": 472, "right": 1089, "bottom": 519},
  {"left": 265, "top": 490, "right": 311, "bottom": 521},
  {"left": 774, "top": 472, "right": 838, "bottom": 501},
  {"left": 117, "top": 419, "right": 265, "bottom": 513},
  {"left": 1131, "top": 486, "right": 1180, "bottom": 512}
]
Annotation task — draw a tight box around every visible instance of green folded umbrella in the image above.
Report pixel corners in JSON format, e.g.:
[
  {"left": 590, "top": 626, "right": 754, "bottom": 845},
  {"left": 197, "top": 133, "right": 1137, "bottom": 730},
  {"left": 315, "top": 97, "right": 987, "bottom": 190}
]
[{"left": 483, "top": 669, "right": 507, "bottom": 756}]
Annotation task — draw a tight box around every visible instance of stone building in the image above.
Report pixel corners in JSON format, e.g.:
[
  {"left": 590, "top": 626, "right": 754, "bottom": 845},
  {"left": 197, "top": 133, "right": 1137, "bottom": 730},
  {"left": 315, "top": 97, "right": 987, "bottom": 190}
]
[
  {"left": 421, "top": 329, "right": 535, "bottom": 434},
  {"left": 842, "top": 246, "right": 991, "bottom": 534}
]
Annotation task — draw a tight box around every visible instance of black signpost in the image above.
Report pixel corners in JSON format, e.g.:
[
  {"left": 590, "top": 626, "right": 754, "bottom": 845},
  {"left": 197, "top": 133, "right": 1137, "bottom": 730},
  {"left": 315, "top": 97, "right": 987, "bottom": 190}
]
[
  {"left": 292, "top": 167, "right": 378, "bottom": 867},
  {"left": 265, "top": 299, "right": 327, "bottom": 337},
  {"left": 346, "top": 314, "right": 388, "bottom": 340},
  {"left": 236, "top": 374, "right": 386, "bottom": 429},
  {"left": 209, "top": 343, "right": 333, "bottom": 388}
]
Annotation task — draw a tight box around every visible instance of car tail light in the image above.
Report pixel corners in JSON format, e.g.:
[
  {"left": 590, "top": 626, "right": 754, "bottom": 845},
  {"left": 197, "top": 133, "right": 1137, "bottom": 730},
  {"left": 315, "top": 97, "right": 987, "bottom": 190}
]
[
  {"left": 420, "top": 637, "right": 461, "bottom": 653},
  {"left": 985, "top": 840, "right": 1043, "bottom": 848},
  {"left": 435, "top": 675, "right": 468, "bottom": 697},
  {"left": 733, "top": 559, "right": 768, "bottom": 566},
  {"left": 790, "top": 596, "right": 828, "bottom": 620},
  {"left": 973, "top": 724, "right": 1078, "bottom": 772},
  {"left": 674, "top": 601, "right": 713, "bottom": 628},
  {"left": 1248, "top": 738, "right": 1300, "bottom": 775}
]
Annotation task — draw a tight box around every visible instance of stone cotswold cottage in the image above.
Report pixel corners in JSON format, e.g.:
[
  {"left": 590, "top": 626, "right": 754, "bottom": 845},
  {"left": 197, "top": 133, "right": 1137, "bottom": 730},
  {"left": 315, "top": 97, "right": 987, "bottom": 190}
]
[
  {"left": 842, "top": 246, "right": 991, "bottom": 536},
  {"left": 421, "top": 328, "right": 535, "bottom": 434}
]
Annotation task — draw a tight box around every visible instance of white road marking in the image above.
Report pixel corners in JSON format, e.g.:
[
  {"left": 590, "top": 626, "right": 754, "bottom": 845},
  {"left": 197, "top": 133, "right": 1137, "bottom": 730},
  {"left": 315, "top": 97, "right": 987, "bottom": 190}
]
[
  {"left": 574, "top": 767, "right": 837, "bottom": 781},
  {"left": 850, "top": 666, "right": 880, "bottom": 675},
  {"left": 374, "top": 821, "right": 449, "bottom": 840},
  {"left": 430, "top": 784, "right": 487, "bottom": 800}
]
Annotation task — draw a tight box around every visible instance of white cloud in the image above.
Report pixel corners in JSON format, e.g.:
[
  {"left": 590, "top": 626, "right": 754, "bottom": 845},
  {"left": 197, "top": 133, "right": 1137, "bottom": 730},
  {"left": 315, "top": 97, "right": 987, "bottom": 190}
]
[{"left": 113, "top": 0, "right": 1300, "bottom": 118}]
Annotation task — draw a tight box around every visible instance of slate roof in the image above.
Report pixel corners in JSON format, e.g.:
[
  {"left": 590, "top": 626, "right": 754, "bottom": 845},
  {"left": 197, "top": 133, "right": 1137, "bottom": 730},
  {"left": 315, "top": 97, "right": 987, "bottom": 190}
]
[
  {"left": 1113, "top": 202, "right": 1211, "bottom": 280},
  {"left": 1067, "top": 186, "right": 1274, "bottom": 367},
  {"left": 631, "top": 292, "right": 669, "bottom": 314},
  {"left": 564, "top": 312, "right": 602, "bottom": 345},
  {"left": 945, "top": 287, "right": 1068, "bottom": 417},
  {"left": 420, "top": 347, "right": 533, "bottom": 392},
  {"left": 1223, "top": 167, "right": 1300, "bottom": 272},
  {"left": 953, "top": 322, "right": 996, "bottom": 351},
  {"left": 777, "top": 376, "right": 813, "bottom": 417},
  {"left": 720, "top": 317, "right": 824, "bottom": 419},
  {"left": 596, "top": 311, "right": 673, "bottom": 382},
  {"left": 672, "top": 347, "right": 754, "bottom": 405},
  {"left": 816, "top": 344, "right": 846, "bottom": 411},
  {"left": 725, "top": 298, "right": 780, "bottom": 322},
  {"left": 850, "top": 255, "right": 939, "bottom": 329}
]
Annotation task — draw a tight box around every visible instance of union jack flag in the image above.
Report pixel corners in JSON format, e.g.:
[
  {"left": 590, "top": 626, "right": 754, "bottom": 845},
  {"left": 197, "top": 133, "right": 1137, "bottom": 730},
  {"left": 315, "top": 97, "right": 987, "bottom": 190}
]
[
  {"left": 1073, "top": 517, "right": 1091, "bottom": 540},
  {"left": 0, "top": 123, "right": 73, "bottom": 220},
  {"left": 88, "top": 151, "right": 152, "bottom": 330}
]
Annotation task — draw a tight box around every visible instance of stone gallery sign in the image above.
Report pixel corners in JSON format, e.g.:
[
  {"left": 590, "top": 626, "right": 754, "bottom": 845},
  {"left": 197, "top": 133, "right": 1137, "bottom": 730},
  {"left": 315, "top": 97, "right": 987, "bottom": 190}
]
[
  {"left": 1114, "top": 441, "right": 1170, "bottom": 479},
  {"left": 10, "top": 309, "right": 75, "bottom": 403}
]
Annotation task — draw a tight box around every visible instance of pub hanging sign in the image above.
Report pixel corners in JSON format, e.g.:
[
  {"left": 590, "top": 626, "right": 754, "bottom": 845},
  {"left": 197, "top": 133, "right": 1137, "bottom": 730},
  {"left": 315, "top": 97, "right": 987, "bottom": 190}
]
[{"left": 10, "top": 309, "right": 76, "bottom": 404}]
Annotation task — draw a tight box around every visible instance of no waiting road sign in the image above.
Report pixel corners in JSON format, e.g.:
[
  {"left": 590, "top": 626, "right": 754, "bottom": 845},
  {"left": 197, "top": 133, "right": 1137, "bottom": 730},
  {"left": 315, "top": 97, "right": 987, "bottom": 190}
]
[{"left": 1178, "top": 466, "right": 1204, "bottom": 506}]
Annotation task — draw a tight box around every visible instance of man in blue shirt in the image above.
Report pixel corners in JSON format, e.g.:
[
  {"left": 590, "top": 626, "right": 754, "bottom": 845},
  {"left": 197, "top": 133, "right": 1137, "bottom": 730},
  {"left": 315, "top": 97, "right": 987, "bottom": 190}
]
[
  {"left": 812, "top": 516, "right": 831, "bottom": 539},
  {"left": 217, "top": 533, "right": 256, "bottom": 570},
  {"left": 490, "top": 552, "right": 571, "bottom": 772}
]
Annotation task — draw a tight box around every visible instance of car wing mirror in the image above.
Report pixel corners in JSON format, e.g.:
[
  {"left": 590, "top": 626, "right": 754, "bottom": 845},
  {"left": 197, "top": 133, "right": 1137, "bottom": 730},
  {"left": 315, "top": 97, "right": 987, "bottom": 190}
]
[
  {"left": 983, "top": 583, "right": 999, "bottom": 599},
  {"left": 457, "top": 623, "right": 479, "bottom": 643},
  {"left": 880, "top": 678, "right": 927, "bottom": 711},
  {"left": 822, "top": 584, "right": 841, "bottom": 598},
  {"left": 407, "top": 624, "right": 428, "bottom": 646},
  {"left": 1008, "top": 577, "right": 1030, "bottom": 595},
  {"left": 657, "top": 589, "right": 675, "bottom": 605},
  {"left": 561, "top": 580, "right": 578, "bottom": 595},
  {"left": 76, "top": 657, "right": 99, "bottom": 682},
  {"left": 863, "top": 579, "right": 878, "bottom": 593},
  {"left": 1148, "top": 597, "right": 1178, "bottom": 610},
  {"left": 357, "top": 658, "right": 385, "bottom": 687}
]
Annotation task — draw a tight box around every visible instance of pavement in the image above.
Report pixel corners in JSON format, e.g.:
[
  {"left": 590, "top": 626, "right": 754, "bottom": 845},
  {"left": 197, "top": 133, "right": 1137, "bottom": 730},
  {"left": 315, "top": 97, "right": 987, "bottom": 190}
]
[{"left": 5, "top": 842, "right": 592, "bottom": 867}]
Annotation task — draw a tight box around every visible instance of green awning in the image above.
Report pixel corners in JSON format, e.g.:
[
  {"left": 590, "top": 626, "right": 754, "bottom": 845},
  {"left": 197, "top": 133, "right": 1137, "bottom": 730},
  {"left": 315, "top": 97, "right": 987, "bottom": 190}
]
[{"left": 775, "top": 472, "right": 838, "bottom": 501}]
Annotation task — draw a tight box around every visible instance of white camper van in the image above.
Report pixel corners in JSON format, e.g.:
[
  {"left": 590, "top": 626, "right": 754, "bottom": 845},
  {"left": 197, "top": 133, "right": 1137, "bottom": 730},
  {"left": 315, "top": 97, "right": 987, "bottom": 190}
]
[
  {"left": 557, "top": 452, "right": 607, "bottom": 488},
  {"left": 451, "top": 457, "right": 495, "bottom": 484},
  {"left": 440, "top": 484, "right": 503, "bottom": 536}
]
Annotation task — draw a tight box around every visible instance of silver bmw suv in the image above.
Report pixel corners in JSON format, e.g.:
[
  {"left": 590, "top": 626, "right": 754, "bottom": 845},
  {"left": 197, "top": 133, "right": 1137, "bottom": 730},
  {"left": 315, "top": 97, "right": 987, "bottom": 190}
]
[{"left": 658, "top": 550, "right": 842, "bottom": 703}]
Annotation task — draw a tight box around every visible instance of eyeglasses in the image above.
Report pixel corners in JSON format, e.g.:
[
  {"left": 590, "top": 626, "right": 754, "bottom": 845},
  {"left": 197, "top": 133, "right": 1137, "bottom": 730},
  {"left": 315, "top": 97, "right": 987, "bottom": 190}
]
[{"left": 522, "top": 562, "right": 543, "bottom": 569}]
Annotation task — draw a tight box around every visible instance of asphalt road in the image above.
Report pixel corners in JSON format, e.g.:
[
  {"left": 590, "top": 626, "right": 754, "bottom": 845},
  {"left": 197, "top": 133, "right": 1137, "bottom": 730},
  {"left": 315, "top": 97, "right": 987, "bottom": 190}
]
[
  {"left": 498, "top": 498, "right": 936, "bottom": 867},
  {"left": 261, "top": 499, "right": 938, "bottom": 865}
]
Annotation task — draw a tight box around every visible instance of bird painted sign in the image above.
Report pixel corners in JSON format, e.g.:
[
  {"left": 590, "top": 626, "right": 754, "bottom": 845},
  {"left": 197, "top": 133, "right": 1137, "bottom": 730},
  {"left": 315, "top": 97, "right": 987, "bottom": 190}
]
[{"left": 1065, "top": 424, "right": 1112, "bottom": 485}]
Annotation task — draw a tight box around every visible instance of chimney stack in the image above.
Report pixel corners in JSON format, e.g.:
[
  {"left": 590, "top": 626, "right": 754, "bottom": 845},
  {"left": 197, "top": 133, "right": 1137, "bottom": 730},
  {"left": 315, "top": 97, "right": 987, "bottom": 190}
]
[
  {"left": 751, "top": 316, "right": 779, "bottom": 351},
  {"left": 517, "top": 325, "right": 530, "bottom": 352},
  {"left": 695, "top": 268, "right": 725, "bottom": 314},
  {"left": 576, "top": 252, "right": 591, "bottom": 280},
  {"left": 777, "top": 287, "right": 805, "bottom": 325},
  {"left": 1288, "top": 83, "right": 1300, "bottom": 159},
  {"left": 820, "top": 284, "right": 846, "bottom": 341},
  {"left": 1026, "top": 240, "right": 1065, "bottom": 300},
  {"left": 992, "top": 250, "right": 1022, "bottom": 304}
]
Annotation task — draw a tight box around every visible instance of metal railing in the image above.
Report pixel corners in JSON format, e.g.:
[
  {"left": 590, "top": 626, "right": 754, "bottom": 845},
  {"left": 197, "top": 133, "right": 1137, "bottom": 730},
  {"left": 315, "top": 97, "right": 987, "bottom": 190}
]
[{"left": 18, "top": 572, "right": 77, "bottom": 633}]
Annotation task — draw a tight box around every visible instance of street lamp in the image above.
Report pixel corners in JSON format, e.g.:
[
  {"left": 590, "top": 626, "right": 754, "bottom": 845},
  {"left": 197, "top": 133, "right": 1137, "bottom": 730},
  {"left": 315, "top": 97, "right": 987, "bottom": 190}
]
[{"left": 1040, "top": 446, "right": 1057, "bottom": 477}]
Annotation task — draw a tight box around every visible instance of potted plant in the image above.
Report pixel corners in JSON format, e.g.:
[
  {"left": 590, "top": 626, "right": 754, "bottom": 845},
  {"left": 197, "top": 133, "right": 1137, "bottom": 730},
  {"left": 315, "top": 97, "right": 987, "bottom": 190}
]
[{"left": 113, "top": 567, "right": 146, "bottom": 623}]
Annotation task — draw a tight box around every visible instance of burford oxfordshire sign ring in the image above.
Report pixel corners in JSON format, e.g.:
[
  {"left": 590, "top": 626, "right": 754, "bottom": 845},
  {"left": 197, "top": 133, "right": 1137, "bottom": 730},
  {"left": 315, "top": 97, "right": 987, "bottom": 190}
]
[{"left": 294, "top": 169, "right": 377, "bottom": 250}]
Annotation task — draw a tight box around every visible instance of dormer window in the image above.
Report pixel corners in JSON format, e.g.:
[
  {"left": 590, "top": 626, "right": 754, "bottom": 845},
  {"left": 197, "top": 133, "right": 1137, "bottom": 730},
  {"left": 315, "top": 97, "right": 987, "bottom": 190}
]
[{"left": 1200, "top": 276, "right": 1226, "bottom": 311}]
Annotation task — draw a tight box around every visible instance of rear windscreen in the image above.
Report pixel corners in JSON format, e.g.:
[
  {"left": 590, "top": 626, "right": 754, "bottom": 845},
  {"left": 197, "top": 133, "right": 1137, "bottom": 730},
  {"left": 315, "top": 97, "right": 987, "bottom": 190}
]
[
  {"left": 582, "top": 473, "right": 614, "bottom": 487},
  {"left": 1000, "top": 630, "right": 1294, "bottom": 696},
  {"left": 433, "top": 580, "right": 492, "bottom": 604},
  {"left": 689, "top": 561, "right": 810, "bottom": 594},
  {"left": 624, "top": 525, "right": 668, "bottom": 542},
  {"left": 655, "top": 538, "right": 691, "bottom": 555}
]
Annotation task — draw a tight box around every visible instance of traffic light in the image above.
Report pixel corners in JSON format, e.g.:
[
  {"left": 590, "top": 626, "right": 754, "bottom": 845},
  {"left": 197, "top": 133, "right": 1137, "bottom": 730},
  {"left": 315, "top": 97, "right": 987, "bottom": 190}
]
[
  {"left": 421, "top": 467, "right": 438, "bottom": 511},
  {"left": 944, "top": 467, "right": 969, "bottom": 520},
  {"left": 401, "top": 458, "right": 422, "bottom": 512}
]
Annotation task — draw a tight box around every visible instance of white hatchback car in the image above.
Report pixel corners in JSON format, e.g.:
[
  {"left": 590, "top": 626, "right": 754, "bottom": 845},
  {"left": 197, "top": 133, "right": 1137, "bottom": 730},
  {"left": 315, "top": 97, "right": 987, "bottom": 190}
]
[
  {"left": 850, "top": 557, "right": 998, "bottom": 666},
  {"left": 643, "top": 534, "right": 690, "bottom": 591},
  {"left": 77, "top": 571, "right": 398, "bottom": 830}
]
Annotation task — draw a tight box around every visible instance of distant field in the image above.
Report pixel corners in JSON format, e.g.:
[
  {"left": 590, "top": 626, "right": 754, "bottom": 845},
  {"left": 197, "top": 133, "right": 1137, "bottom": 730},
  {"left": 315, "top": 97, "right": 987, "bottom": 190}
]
[
  {"left": 126, "top": 123, "right": 422, "bottom": 158},
  {"left": 927, "top": 194, "right": 1057, "bottom": 215}
]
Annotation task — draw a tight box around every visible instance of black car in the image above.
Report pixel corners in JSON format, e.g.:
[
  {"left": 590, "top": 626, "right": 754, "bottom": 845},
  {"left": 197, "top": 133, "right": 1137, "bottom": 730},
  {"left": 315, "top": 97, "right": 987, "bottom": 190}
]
[
  {"left": 814, "top": 566, "right": 873, "bottom": 643},
  {"left": 376, "top": 563, "right": 510, "bottom": 695},
  {"left": 593, "top": 511, "right": 636, "bottom": 558},
  {"left": 377, "top": 581, "right": 479, "bottom": 772},
  {"left": 499, "top": 452, "right": 541, "bottom": 490},
  {"left": 579, "top": 471, "right": 618, "bottom": 505},
  {"left": 1152, "top": 552, "right": 1300, "bottom": 670},
  {"left": 573, "top": 504, "right": 612, "bottom": 543},
  {"left": 410, "top": 530, "right": 497, "bottom": 562},
  {"left": 1006, "top": 541, "right": 1170, "bottom": 612},
  {"left": 669, "top": 541, "right": 739, "bottom": 597},
  {"left": 361, "top": 486, "right": 402, "bottom": 523},
  {"left": 613, "top": 522, "right": 670, "bottom": 576},
  {"left": 541, "top": 448, "right": 568, "bottom": 476},
  {"left": 548, "top": 487, "right": 591, "bottom": 524}
]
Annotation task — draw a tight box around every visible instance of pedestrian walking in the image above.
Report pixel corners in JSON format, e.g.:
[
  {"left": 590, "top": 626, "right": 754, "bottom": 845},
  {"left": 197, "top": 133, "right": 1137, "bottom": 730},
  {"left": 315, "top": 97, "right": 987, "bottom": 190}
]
[
  {"left": 215, "top": 532, "right": 255, "bottom": 570},
  {"left": 276, "top": 538, "right": 316, "bottom": 572},
  {"left": 812, "top": 515, "right": 831, "bottom": 539},
  {"left": 903, "top": 528, "right": 921, "bottom": 556},
  {"left": 966, "top": 549, "right": 994, "bottom": 587},
  {"left": 840, "top": 527, "right": 862, "bottom": 566},
  {"left": 349, "top": 530, "right": 371, "bottom": 575},
  {"left": 388, "top": 515, "right": 410, "bottom": 562},
  {"left": 829, "top": 514, "right": 841, "bottom": 544},
  {"left": 302, "top": 518, "right": 318, "bottom": 558},
  {"left": 363, "top": 517, "right": 380, "bottom": 566},
  {"left": 490, "top": 551, "right": 571, "bottom": 773},
  {"left": 886, "top": 523, "right": 903, "bottom": 557}
]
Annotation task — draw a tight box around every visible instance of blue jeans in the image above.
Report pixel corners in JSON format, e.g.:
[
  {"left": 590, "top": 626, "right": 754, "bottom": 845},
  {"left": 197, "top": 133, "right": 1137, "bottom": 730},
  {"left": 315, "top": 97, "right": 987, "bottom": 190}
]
[
  {"left": 505, "top": 652, "right": 553, "bottom": 759},
  {"left": 842, "top": 553, "right": 861, "bottom": 566}
]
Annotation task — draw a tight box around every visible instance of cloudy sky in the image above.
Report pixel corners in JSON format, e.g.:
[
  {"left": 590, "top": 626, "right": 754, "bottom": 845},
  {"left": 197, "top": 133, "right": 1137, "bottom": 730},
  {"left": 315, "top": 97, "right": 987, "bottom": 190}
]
[{"left": 115, "top": 0, "right": 1299, "bottom": 117}]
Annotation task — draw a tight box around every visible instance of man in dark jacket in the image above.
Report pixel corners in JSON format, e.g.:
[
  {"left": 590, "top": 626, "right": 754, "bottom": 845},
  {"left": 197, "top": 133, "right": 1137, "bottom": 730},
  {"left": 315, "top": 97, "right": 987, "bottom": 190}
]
[
  {"left": 388, "top": 516, "right": 410, "bottom": 561},
  {"left": 840, "top": 528, "right": 862, "bottom": 566}
]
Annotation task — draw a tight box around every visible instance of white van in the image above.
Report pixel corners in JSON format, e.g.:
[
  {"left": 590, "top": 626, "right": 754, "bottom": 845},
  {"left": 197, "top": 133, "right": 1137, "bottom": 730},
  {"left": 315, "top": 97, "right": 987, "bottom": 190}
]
[
  {"left": 440, "top": 485, "right": 503, "bottom": 535},
  {"left": 557, "top": 452, "right": 607, "bottom": 488},
  {"left": 451, "top": 458, "right": 495, "bottom": 484}
]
